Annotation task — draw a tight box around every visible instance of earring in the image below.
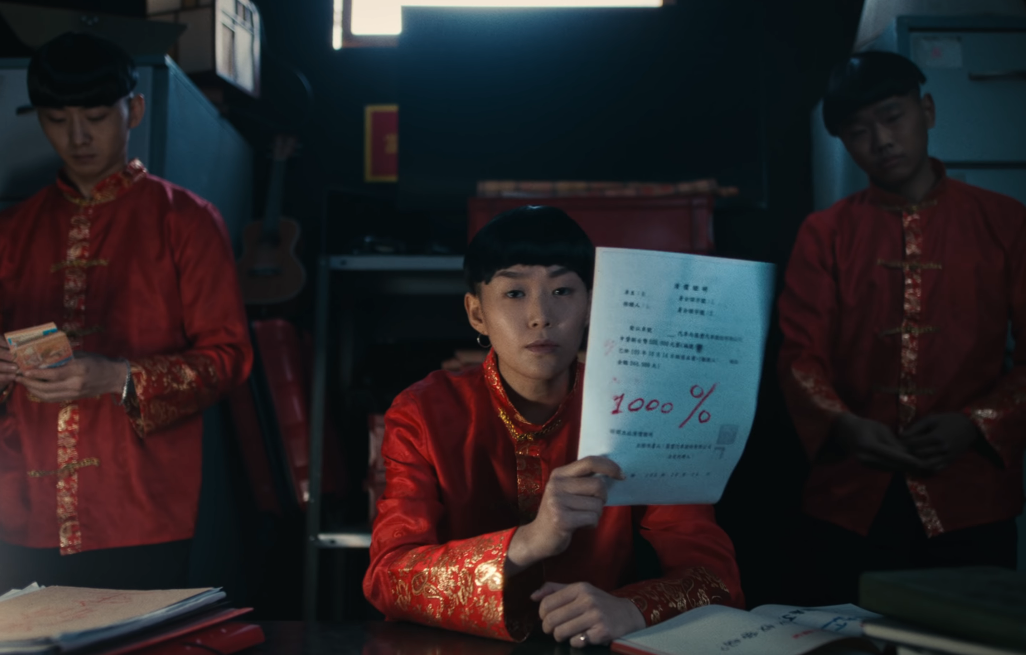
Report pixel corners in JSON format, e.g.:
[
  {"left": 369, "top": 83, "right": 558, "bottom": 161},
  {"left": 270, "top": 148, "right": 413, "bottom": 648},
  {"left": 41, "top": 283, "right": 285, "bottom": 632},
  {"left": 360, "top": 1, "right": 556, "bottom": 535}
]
[{"left": 476, "top": 334, "right": 491, "bottom": 349}]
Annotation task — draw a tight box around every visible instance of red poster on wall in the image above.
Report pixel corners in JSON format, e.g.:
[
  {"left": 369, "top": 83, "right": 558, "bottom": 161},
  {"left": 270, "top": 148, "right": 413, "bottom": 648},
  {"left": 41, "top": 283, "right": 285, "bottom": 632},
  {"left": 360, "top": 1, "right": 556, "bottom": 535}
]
[{"left": 365, "top": 104, "right": 398, "bottom": 183}]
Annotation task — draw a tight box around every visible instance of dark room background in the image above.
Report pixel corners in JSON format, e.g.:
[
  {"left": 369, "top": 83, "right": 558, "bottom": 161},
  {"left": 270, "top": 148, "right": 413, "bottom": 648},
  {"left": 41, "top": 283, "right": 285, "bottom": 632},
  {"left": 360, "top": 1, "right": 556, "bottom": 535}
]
[{"left": 0, "top": 0, "right": 868, "bottom": 615}]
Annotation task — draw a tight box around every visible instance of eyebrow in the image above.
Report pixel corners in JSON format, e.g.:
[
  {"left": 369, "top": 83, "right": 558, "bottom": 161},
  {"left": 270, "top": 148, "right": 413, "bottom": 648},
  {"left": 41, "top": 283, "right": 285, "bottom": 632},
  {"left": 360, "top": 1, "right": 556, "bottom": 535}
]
[
  {"left": 492, "top": 266, "right": 573, "bottom": 280},
  {"left": 873, "top": 100, "right": 903, "bottom": 114}
]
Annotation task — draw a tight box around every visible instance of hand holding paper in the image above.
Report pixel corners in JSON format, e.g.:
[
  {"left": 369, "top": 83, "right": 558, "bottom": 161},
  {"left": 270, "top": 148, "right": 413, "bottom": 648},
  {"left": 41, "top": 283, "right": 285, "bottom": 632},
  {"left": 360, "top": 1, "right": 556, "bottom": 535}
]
[
  {"left": 578, "top": 248, "right": 775, "bottom": 506},
  {"left": 507, "top": 455, "right": 623, "bottom": 574}
]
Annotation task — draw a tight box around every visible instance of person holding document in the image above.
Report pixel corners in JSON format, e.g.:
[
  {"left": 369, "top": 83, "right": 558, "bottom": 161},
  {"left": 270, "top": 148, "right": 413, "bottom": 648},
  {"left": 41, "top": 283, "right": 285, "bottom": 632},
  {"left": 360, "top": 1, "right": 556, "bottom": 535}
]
[
  {"left": 0, "top": 33, "right": 251, "bottom": 590},
  {"left": 779, "top": 52, "right": 1026, "bottom": 604},
  {"left": 363, "top": 206, "right": 743, "bottom": 646}
]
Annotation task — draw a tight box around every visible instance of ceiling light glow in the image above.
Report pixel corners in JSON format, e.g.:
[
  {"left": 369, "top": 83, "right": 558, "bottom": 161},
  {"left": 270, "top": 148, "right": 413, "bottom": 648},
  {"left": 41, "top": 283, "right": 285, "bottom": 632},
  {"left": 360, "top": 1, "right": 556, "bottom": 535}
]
[{"left": 351, "top": 0, "right": 662, "bottom": 37}]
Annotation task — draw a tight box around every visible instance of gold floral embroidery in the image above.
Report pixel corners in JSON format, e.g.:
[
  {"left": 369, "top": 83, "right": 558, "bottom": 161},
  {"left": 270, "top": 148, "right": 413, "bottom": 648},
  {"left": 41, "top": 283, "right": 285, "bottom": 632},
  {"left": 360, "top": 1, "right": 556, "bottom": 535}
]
[
  {"left": 971, "top": 408, "right": 1001, "bottom": 421},
  {"left": 890, "top": 209, "right": 944, "bottom": 533},
  {"left": 484, "top": 349, "right": 580, "bottom": 428},
  {"left": 964, "top": 370, "right": 1026, "bottom": 461},
  {"left": 876, "top": 260, "right": 942, "bottom": 271},
  {"left": 895, "top": 210, "right": 927, "bottom": 432},
  {"left": 514, "top": 451, "right": 544, "bottom": 522},
  {"left": 55, "top": 402, "right": 83, "bottom": 554},
  {"left": 128, "top": 354, "right": 221, "bottom": 435},
  {"left": 790, "top": 367, "right": 846, "bottom": 414},
  {"left": 386, "top": 532, "right": 515, "bottom": 639},
  {"left": 880, "top": 325, "right": 938, "bottom": 337},
  {"left": 616, "top": 566, "right": 731, "bottom": 626},
  {"left": 496, "top": 407, "right": 562, "bottom": 444},
  {"left": 32, "top": 159, "right": 150, "bottom": 554},
  {"left": 58, "top": 159, "right": 147, "bottom": 207},
  {"left": 497, "top": 406, "right": 559, "bottom": 521},
  {"left": 906, "top": 478, "right": 944, "bottom": 537},
  {"left": 49, "top": 199, "right": 97, "bottom": 554},
  {"left": 50, "top": 259, "right": 109, "bottom": 273},
  {"left": 27, "top": 457, "right": 99, "bottom": 478},
  {"left": 485, "top": 350, "right": 580, "bottom": 524}
]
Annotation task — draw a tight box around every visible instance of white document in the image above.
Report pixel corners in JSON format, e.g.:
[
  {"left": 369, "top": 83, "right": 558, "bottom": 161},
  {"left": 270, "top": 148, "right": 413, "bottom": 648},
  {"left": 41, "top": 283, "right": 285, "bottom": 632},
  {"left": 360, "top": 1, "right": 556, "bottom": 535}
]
[
  {"left": 750, "top": 604, "right": 883, "bottom": 638},
  {"left": 578, "top": 247, "right": 775, "bottom": 506},
  {"left": 613, "top": 604, "right": 880, "bottom": 655}
]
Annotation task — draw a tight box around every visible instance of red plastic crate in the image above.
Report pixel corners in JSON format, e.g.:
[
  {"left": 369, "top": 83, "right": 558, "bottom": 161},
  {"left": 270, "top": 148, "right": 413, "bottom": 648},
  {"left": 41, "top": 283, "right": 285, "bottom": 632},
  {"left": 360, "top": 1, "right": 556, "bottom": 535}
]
[
  {"left": 467, "top": 195, "right": 715, "bottom": 253},
  {"left": 228, "top": 319, "right": 345, "bottom": 514}
]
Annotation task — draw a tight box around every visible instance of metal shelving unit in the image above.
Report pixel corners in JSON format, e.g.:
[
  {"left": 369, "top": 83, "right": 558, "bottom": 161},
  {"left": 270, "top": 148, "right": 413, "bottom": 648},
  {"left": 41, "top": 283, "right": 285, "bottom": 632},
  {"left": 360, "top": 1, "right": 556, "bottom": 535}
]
[{"left": 302, "top": 254, "right": 465, "bottom": 620}]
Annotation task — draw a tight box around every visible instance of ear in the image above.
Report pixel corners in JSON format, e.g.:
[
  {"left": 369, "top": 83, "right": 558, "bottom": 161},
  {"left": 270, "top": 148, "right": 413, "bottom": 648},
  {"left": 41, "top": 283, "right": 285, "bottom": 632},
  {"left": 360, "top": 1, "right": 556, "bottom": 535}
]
[
  {"left": 128, "top": 94, "right": 146, "bottom": 129},
  {"left": 464, "top": 292, "right": 488, "bottom": 336},
  {"left": 920, "top": 93, "right": 936, "bottom": 130}
]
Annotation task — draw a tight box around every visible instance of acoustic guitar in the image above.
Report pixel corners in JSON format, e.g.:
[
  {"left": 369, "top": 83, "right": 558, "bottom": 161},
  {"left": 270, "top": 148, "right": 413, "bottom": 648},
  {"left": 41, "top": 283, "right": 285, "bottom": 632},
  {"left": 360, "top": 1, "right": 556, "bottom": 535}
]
[{"left": 237, "top": 136, "right": 306, "bottom": 305}]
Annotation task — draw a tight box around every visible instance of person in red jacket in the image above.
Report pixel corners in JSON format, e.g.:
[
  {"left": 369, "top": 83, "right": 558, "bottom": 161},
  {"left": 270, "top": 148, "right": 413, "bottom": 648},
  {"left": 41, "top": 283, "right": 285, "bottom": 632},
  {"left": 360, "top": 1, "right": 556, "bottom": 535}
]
[
  {"left": 779, "top": 51, "right": 1025, "bottom": 604},
  {"left": 0, "top": 33, "right": 252, "bottom": 590},
  {"left": 363, "top": 206, "right": 743, "bottom": 647}
]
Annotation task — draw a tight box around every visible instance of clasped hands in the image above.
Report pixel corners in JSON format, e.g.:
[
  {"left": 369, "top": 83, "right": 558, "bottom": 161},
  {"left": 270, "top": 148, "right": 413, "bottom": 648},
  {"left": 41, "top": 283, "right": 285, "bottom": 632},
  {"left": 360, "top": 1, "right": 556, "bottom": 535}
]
[
  {"left": 506, "top": 455, "right": 646, "bottom": 648},
  {"left": 832, "top": 412, "right": 983, "bottom": 475},
  {"left": 0, "top": 342, "right": 127, "bottom": 403}
]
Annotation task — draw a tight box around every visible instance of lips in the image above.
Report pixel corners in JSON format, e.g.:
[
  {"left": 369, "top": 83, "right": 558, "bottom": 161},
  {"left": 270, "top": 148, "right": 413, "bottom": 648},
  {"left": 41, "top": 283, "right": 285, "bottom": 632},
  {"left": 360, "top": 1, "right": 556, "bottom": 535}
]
[
  {"left": 880, "top": 155, "right": 904, "bottom": 169},
  {"left": 526, "top": 340, "right": 559, "bottom": 354}
]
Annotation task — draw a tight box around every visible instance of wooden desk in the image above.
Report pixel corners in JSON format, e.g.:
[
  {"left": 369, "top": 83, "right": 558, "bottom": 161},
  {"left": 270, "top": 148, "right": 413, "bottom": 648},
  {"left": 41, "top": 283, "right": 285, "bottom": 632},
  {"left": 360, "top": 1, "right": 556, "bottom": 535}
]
[{"left": 254, "top": 621, "right": 604, "bottom": 654}]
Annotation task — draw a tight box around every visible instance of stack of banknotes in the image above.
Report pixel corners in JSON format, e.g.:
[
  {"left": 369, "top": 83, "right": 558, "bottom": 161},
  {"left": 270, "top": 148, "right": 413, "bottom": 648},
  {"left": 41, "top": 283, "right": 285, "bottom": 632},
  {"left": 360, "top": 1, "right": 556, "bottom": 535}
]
[{"left": 4, "top": 322, "right": 73, "bottom": 370}]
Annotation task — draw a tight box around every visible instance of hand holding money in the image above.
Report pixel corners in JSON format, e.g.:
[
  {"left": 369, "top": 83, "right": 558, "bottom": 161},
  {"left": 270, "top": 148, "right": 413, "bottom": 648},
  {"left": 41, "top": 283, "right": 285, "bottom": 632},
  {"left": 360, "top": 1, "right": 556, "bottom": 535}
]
[
  {"left": 4, "top": 323, "right": 73, "bottom": 371},
  {"left": 5, "top": 323, "right": 127, "bottom": 403},
  {"left": 18, "top": 353, "right": 128, "bottom": 403},
  {"left": 0, "top": 341, "right": 16, "bottom": 390}
]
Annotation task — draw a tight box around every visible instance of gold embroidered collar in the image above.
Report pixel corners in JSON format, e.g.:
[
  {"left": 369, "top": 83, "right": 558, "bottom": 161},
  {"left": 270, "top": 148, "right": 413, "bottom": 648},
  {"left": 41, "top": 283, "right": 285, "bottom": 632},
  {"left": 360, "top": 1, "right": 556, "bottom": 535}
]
[
  {"left": 483, "top": 349, "right": 581, "bottom": 444},
  {"left": 57, "top": 159, "right": 147, "bottom": 207},
  {"left": 869, "top": 157, "right": 948, "bottom": 215}
]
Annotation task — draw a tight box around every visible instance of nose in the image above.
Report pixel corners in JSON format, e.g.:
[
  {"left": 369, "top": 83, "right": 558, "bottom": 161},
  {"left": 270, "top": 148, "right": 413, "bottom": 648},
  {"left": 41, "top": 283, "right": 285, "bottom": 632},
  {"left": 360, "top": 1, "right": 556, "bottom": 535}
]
[
  {"left": 69, "top": 114, "right": 91, "bottom": 148},
  {"left": 528, "top": 294, "right": 554, "bottom": 329},
  {"left": 871, "top": 122, "right": 894, "bottom": 153}
]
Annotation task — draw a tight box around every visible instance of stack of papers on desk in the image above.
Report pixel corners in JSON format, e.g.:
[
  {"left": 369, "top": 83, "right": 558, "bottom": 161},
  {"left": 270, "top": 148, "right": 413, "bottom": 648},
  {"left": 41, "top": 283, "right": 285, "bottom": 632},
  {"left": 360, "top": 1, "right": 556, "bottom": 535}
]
[
  {"left": 859, "top": 567, "right": 1026, "bottom": 655},
  {"left": 0, "top": 585, "right": 235, "bottom": 654}
]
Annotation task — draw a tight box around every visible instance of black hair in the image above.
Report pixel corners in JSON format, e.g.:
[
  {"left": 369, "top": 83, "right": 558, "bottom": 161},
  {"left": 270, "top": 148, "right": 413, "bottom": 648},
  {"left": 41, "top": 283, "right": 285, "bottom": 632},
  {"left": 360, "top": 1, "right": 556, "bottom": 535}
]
[
  {"left": 464, "top": 205, "right": 595, "bottom": 294},
  {"left": 28, "top": 32, "right": 138, "bottom": 109},
  {"left": 823, "top": 51, "right": 927, "bottom": 136}
]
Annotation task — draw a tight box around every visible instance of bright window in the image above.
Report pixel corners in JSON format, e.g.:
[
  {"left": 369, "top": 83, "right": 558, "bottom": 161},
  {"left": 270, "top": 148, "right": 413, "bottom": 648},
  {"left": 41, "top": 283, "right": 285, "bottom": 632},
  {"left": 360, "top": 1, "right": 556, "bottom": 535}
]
[{"left": 334, "top": 0, "right": 665, "bottom": 47}]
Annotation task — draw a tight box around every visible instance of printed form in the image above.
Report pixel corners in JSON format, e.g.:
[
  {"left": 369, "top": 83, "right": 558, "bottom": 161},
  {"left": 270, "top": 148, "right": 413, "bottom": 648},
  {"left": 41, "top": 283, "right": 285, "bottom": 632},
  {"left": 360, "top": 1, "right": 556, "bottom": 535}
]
[{"left": 578, "top": 247, "right": 775, "bottom": 505}]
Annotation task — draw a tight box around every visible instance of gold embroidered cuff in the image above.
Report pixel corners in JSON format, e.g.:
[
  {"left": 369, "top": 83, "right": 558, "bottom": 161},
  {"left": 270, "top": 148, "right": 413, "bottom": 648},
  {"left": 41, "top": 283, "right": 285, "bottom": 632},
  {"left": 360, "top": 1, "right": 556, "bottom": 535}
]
[
  {"left": 964, "top": 406, "right": 1012, "bottom": 466},
  {"left": 383, "top": 528, "right": 527, "bottom": 641},
  {"left": 611, "top": 566, "right": 733, "bottom": 626},
  {"left": 128, "top": 354, "right": 220, "bottom": 436}
]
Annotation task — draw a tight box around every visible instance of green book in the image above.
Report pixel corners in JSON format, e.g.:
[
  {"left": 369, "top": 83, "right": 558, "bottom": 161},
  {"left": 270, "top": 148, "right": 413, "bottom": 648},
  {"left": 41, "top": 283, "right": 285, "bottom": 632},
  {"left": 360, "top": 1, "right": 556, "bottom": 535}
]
[{"left": 859, "top": 567, "right": 1026, "bottom": 651}]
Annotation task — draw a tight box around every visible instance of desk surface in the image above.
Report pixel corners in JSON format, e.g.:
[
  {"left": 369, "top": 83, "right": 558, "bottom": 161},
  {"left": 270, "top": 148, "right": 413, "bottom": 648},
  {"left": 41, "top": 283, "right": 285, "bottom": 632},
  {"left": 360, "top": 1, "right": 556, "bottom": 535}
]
[{"left": 254, "top": 621, "right": 603, "bottom": 654}]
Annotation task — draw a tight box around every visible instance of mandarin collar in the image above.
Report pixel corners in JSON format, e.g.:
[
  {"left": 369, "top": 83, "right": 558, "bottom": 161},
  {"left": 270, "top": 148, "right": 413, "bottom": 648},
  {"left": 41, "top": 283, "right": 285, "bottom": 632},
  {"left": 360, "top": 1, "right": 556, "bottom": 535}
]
[
  {"left": 868, "top": 157, "right": 948, "bottom": 214},
  {"left": 483, "top": 348, "right": 582, "bottom": 435},
  {"left": 57, "top": 158, "right": 147, "bottom": 207}
]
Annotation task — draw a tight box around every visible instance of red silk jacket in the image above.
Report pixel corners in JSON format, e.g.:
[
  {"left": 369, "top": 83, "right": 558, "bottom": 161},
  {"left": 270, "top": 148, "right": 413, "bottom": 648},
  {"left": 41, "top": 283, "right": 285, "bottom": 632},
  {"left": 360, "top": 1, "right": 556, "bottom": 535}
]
[
  {"left": 779, "top": 160, "right": 1026, "bottom": 537},
  {"left": 363, "top": 349, "right": 743, "bottom": 641},
  {"left": 0, "top": 161, "right": 252, "bottom": 554}
]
